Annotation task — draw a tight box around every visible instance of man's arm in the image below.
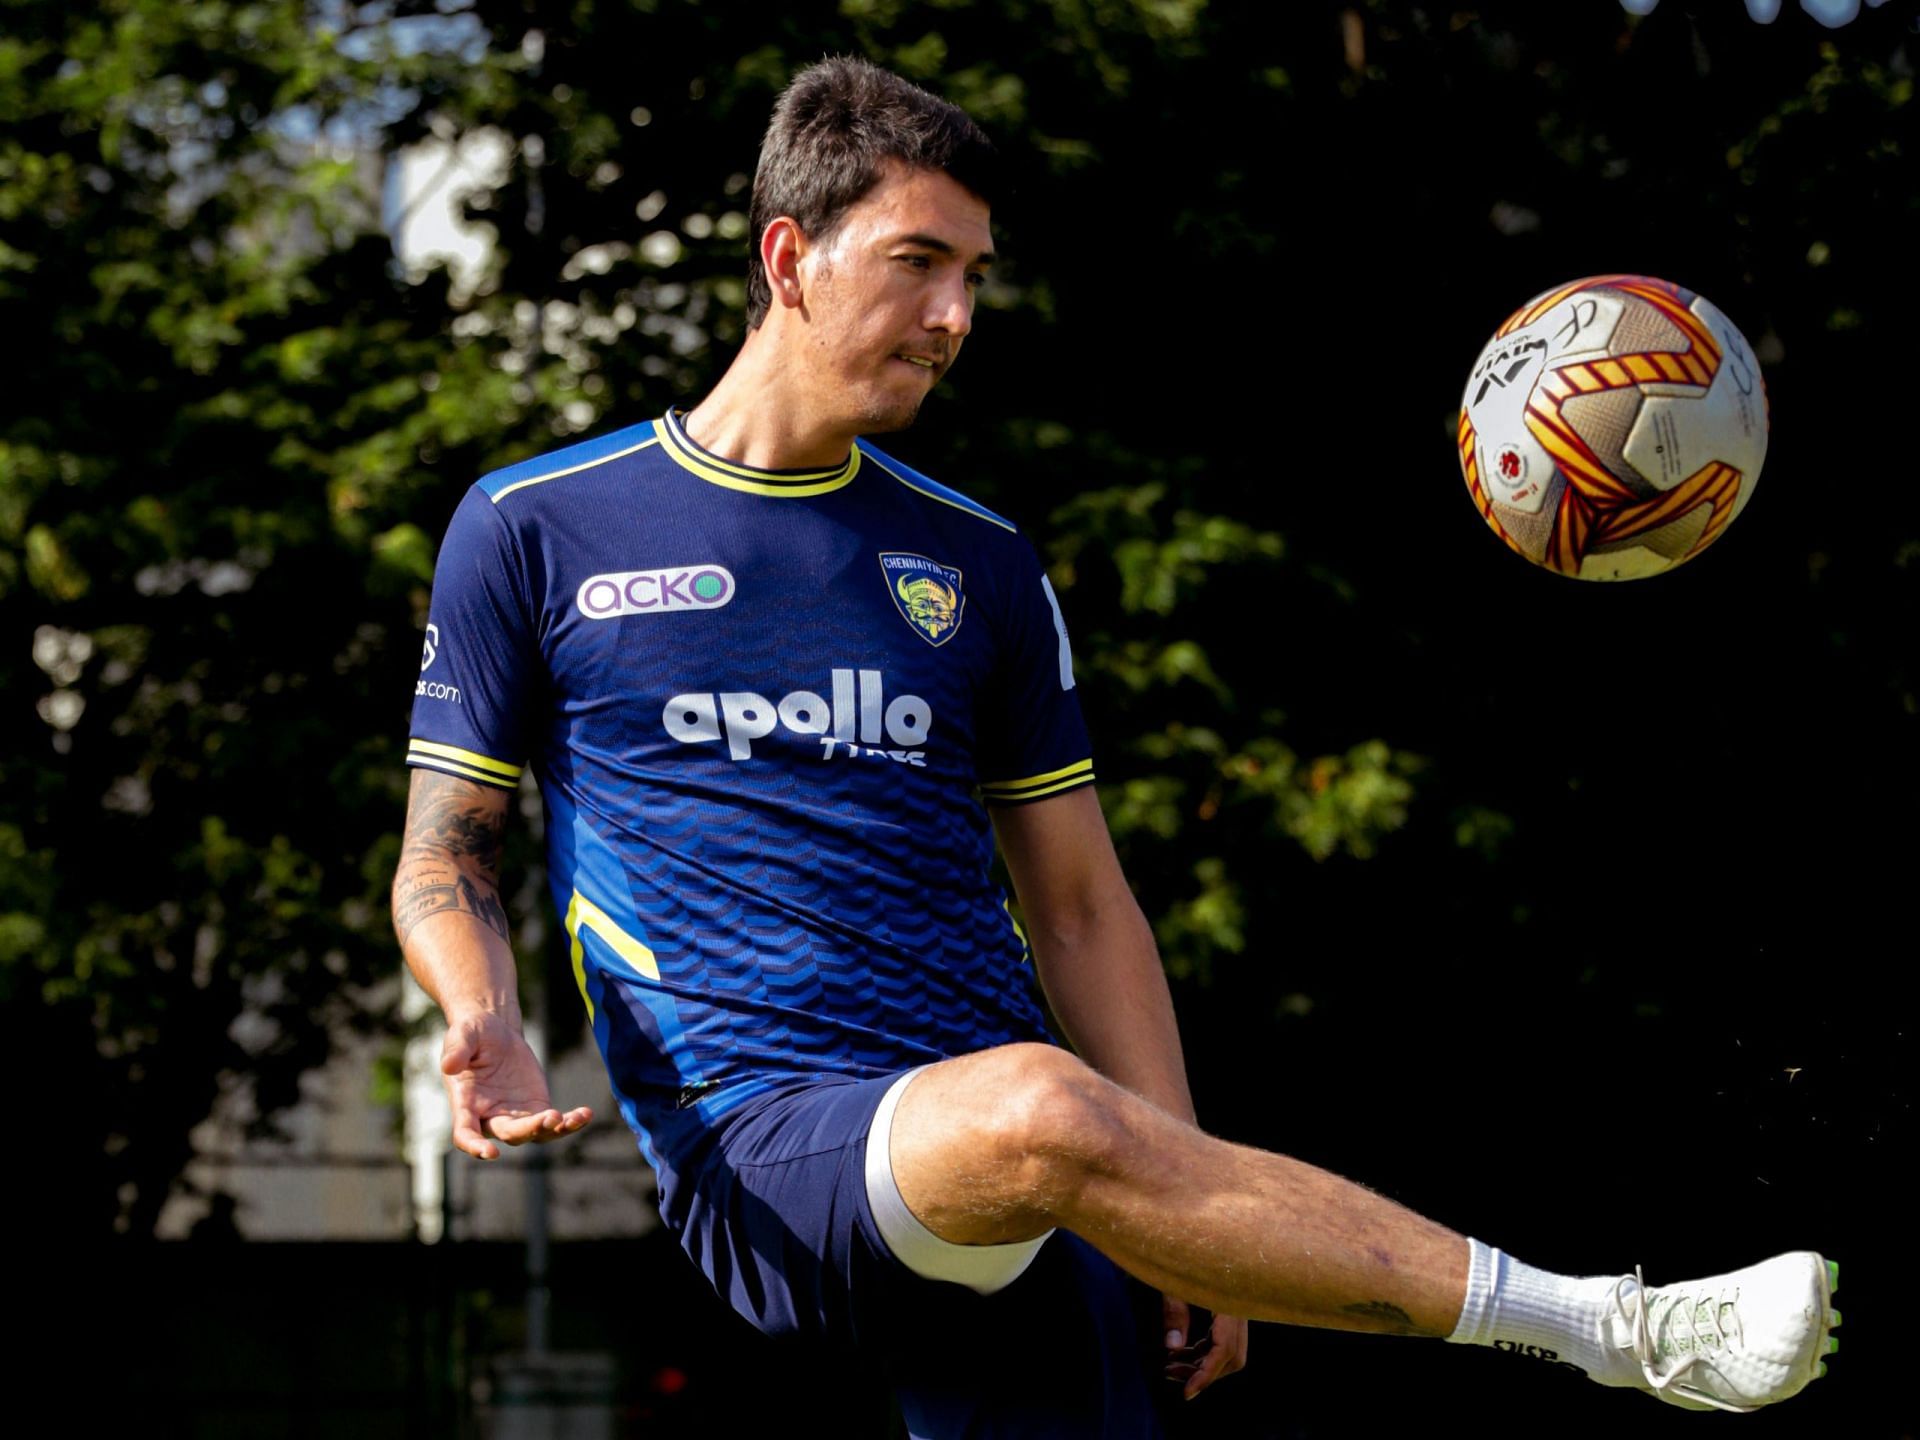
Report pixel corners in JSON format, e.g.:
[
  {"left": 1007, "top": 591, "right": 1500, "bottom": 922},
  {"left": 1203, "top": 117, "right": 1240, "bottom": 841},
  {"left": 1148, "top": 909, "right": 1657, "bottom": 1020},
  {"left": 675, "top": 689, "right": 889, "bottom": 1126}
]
[
  {"left": 993, "top": 784, "right": 1247, "bottom": 1396},
  {"left": 991, "top": 785, "right": 1193, "bottom": 1122},
  {"left": 393, "top": 769, "right": 591, "bottom": 1159}
]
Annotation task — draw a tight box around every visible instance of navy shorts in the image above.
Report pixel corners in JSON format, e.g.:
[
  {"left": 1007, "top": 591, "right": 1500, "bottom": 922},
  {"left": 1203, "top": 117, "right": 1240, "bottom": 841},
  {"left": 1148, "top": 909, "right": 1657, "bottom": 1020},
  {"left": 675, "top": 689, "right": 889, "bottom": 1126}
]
[{"left": 674, "top": 1069, "right": 1170, "bottom": 1439}]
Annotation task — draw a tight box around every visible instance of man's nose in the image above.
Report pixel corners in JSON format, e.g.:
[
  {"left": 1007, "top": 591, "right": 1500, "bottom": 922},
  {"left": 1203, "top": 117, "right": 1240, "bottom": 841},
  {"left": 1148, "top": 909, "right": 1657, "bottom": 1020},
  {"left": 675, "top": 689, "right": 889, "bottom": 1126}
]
[{"left": 927, "top": 273, "right": 973, "bottom": 339}]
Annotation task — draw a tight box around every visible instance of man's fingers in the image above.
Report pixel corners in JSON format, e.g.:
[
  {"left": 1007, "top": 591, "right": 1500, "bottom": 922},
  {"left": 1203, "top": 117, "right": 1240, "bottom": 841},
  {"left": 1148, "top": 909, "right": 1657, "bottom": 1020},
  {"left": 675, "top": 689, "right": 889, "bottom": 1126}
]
[
  {"left": 1183, "top": 1315, "right": 1249, "bottom": 1400},
  {"left": 1163, "top": 1294, "right": 1213, "bottom": 1390},
  {"left": 453, "top": 1105, "right": 592, "bottom": 1158},
  {"left": 525, "top": 1105, "right": 594, "bottom": 1141},
  {"left": 1184, "top": 1345, "right": 1225, "bottom": 1400},
  {"left": 481, "top": 1106, "right": 593, "bottom": 1144},
  {"left": 444, "top": 1070, "right": 499, "bottom": 1160},
  {"left": 452, "top": 1117, "right": 500, "bottom": 1161},
  {"left": 1161, "top": 1293, "right": 1191, "bottom": 1351},
  {"left": 1213, "top": 1311, "right": 1247, "bottom": 1367},
  {"left": 486, "top": 1109, "right": 564, "bottom": 1145}
]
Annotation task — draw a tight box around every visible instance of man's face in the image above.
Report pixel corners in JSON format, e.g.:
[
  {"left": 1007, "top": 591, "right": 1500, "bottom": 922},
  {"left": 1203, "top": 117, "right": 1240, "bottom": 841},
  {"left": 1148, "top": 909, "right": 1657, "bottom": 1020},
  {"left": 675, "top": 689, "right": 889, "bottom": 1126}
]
[{"left": 795, "top": 161, "right": 994, "bottom": 434}]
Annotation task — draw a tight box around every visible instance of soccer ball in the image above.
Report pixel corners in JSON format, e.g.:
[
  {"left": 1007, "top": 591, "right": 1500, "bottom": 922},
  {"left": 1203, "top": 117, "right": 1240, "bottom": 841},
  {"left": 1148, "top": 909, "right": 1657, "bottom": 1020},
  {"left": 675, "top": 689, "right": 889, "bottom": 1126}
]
[{"left": 1456, "top": 274, "right": 1769, "bottom": 581}]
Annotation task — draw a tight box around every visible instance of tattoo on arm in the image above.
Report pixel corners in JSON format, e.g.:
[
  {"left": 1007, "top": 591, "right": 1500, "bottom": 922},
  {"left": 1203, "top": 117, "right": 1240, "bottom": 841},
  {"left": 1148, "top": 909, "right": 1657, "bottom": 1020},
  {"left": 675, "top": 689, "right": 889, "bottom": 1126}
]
[
  {"left": 400, "top": 770, "right": 508, "bottom": 879},
  {"left": 395, "top": 772, "right": 512, "bottom": 943},
  {"left": 1341, "top": 1301, "right": 1437, "bottom": 1337},
  {"left": 394, "top": 874, "right": 512, "bottom": 944}
]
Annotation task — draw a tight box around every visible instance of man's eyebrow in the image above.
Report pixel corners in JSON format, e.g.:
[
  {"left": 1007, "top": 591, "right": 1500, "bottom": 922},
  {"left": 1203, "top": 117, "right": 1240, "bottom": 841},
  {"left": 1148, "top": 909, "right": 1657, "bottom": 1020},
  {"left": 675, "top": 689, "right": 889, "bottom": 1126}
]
[{"left": 894, "top": 233, "right": 996, "bottom": 267}]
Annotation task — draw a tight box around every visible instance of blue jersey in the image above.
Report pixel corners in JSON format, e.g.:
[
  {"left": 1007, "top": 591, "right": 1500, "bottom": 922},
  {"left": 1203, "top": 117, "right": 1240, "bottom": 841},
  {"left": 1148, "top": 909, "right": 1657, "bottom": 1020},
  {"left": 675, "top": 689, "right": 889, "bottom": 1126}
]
[{"left": 407, "top": 409, "right": 1094, "bottom": 1214}]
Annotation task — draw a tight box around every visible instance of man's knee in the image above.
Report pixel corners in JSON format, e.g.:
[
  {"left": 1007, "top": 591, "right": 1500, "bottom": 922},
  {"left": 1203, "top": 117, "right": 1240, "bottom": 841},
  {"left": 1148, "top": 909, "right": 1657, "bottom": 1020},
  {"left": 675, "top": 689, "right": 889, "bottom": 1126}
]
[
  {"left": 951, "top": 1044, "right": 1131, "bottom": 1206},
  {"left": 891, "top": 1044, "right": 1139, "bottom": 1243}
]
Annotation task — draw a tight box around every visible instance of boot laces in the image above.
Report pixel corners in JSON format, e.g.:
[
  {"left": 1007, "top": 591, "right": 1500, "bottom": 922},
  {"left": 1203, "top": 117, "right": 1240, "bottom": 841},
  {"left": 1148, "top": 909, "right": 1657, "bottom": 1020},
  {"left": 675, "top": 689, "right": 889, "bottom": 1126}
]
[{"left": 1615, "top": 1264, "right": 1752, "bottom": 1414}]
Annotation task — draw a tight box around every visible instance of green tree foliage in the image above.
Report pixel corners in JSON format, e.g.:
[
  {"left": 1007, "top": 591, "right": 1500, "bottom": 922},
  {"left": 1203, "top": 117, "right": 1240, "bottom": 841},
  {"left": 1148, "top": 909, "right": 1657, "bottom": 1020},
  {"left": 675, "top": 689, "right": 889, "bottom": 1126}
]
[
  {"left": 0, "top": 0, "right": 1415, "bottom": 1235},
  {"left": 0, "top": 0, "right": 513, "bottom": 1235},
  {"left": 4, "top": 0, "right": 1915, "bottom": 1239}
]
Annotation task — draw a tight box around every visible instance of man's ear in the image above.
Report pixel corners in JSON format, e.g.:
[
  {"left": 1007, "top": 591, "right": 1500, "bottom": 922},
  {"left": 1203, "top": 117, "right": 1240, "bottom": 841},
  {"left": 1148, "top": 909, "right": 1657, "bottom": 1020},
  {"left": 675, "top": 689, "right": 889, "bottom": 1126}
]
[{"left": 761, "top": 216, "right": 807, "bottom": 313}]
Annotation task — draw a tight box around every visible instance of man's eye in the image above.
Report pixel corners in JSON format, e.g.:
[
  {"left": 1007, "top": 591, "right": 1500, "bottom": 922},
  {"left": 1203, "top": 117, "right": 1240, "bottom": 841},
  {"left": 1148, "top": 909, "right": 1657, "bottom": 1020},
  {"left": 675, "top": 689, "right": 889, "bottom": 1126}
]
[
  {"left": 899, "top": 254, "right": 931, "bottom": 270},
  {"left": 965, "top": 271, "right": 986, "bottom": 288}
]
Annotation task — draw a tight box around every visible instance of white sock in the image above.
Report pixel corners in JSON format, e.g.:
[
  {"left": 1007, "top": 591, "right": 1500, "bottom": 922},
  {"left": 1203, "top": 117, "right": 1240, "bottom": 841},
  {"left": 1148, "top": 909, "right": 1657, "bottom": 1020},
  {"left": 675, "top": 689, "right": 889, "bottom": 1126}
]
[{"left": 1447, "top": 1237, "right": 1639, "bottom": 1386}]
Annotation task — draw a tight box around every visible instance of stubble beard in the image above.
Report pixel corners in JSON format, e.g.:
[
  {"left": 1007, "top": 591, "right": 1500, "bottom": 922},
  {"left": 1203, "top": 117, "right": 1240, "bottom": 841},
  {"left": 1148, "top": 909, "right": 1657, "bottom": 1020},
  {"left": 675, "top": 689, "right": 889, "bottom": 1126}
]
[
  {"left": 812, "top": 265, "right": 944, "bottom": 436},
  {"left": 840, "top": 348, "right": 933, "bottom": 435},
  {"left": 853, "top": 388, "right": 926, "bottom": 435}
]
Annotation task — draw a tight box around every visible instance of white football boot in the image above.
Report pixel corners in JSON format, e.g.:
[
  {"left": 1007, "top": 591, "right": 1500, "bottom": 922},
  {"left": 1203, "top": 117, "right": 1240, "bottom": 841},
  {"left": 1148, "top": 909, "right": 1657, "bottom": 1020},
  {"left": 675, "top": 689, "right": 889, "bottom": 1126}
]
[{"left": 1607, "top": 1252, "right": 1839, "bottom": 1412}]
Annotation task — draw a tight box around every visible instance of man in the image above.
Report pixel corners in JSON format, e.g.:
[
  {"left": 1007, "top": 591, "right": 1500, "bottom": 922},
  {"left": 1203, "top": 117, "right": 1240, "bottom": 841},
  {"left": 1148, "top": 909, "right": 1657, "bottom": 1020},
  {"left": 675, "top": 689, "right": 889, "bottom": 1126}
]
[{"left": 394, "top": 56, "right": 1837, "bottom": 1435}]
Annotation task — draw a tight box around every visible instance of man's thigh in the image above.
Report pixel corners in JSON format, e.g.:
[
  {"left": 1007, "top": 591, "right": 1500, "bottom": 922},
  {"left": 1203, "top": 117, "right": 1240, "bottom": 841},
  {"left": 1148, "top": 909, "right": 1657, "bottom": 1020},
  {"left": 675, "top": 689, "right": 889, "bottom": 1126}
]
[
  {"left": 680, "top": 1070, "right": 897, "bottom": 1342},
  {"left": 683, "top": 1060, "right": 1068, "bottom": 1337},
  {"left": 682, "top": 1065, "right": 1168, "bottom": 1437}
]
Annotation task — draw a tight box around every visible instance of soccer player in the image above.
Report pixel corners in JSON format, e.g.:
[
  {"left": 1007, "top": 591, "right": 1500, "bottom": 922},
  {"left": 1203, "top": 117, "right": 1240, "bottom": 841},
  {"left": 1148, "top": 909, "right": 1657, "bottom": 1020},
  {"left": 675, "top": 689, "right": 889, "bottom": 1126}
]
[{"left": 393, "top": 56, "right": 1838, "bottom": 1434}]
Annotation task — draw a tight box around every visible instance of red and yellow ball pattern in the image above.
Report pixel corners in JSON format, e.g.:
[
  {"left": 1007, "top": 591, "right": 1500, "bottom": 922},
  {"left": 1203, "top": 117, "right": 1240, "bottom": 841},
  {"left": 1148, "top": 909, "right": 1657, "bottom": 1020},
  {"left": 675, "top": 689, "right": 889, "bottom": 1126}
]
[{"left": 1458, "top": 274, "right": 1769, "bottom": 581}]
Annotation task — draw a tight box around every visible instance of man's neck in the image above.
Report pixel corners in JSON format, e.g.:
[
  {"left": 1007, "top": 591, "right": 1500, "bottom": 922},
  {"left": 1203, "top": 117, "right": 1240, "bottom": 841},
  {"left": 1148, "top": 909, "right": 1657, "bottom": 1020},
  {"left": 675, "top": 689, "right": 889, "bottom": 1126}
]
[{"left": 682, "top": 330, "right": 855, "bottom": 470}]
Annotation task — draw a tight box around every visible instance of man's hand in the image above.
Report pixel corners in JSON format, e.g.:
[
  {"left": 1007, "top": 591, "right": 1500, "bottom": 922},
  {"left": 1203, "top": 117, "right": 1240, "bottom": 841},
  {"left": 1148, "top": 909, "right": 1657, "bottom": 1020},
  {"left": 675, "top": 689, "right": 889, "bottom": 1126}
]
[
  {"left": 1162, "top": 1294, "right": 1250, "bottom": 1401},
  {"left": 393, "top": 770, "right": 591, "bottom": 1160},
  {"left": 442, "top": 1009, "right": 593, "bottom": 1160}
]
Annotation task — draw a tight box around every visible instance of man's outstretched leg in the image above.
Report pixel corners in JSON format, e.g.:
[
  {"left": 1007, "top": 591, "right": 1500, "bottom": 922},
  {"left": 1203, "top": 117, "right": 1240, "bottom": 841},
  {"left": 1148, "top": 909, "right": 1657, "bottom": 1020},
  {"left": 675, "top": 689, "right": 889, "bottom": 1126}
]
[{"left": 886, "top": 1044, "right": 1837, "bottom": 1413}]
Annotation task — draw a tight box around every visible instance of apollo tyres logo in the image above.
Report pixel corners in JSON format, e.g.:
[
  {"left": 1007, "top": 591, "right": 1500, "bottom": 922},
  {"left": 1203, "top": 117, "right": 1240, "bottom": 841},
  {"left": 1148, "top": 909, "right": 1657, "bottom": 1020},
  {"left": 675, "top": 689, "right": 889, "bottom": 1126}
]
[
  {"left": 664, "top": 670, "right": 932, "bottom": 766},
  {"left": 576, "top": 564, "right": 735, "bottom": 619}
]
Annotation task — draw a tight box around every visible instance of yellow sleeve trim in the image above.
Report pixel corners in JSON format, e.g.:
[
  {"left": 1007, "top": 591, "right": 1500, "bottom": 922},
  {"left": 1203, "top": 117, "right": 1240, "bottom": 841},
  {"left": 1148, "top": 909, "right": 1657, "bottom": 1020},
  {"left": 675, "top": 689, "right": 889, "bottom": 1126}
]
[
  {"left": 979, "top": 758, "right": 1094, "bottom": 796},
  {"left": 980, "top": 759, "right": 1097, "bottom": 805},
  {"left": 407, "top": 753, "right": 520, "bottom": 790},
  {"left": 408, "top": 739, "right": 523, "bottom": 780},
  {"left": 982, "top": 772, "right": 1098, "bottom": 805}
]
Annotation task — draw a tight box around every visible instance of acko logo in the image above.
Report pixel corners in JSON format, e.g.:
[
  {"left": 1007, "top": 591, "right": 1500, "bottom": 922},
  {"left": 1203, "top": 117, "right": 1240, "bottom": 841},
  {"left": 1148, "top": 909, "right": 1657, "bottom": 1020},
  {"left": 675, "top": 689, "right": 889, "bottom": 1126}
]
[
  {"left": 664, "top": 669, "right": 931, "bottom": 762},
  {"left": 578, "top": 565, "right": 735, "bottom": 619}
]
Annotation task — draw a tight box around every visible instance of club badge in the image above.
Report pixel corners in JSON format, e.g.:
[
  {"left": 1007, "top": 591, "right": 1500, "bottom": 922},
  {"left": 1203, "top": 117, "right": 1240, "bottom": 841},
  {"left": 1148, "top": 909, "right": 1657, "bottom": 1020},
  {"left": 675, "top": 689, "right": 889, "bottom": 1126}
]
[{"left": 878, "top": 552, "right": 965, "bottom": 647}]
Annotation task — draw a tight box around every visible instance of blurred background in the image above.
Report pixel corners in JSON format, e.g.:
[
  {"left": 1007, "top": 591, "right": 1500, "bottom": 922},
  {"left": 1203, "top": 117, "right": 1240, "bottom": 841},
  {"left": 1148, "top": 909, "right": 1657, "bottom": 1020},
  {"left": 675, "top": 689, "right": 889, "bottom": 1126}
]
[{"left": 3, "top": 0, "right": 1913, "bottom": 1434}]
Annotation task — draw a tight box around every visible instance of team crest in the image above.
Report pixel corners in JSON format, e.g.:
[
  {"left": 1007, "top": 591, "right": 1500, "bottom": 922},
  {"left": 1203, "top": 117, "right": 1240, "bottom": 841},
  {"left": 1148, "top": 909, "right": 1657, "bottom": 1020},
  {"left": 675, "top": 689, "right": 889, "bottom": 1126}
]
[{"left": 878, "top": 552, "right": 965, "bottom": 647}]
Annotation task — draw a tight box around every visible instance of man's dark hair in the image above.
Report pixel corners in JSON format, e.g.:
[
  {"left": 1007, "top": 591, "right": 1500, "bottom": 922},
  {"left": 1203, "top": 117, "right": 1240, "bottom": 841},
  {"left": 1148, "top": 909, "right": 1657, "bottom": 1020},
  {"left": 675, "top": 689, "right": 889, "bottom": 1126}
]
[{"left": 745, "top": 56, "right": 1000, "bottom": 329}]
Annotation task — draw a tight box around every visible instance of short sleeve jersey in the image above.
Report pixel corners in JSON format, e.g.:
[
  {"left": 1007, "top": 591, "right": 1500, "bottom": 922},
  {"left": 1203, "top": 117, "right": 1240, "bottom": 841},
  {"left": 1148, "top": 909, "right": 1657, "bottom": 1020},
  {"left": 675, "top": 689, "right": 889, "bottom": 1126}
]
[{"left": 407, "top": 410, "right": 1094, "bottom": 1199}]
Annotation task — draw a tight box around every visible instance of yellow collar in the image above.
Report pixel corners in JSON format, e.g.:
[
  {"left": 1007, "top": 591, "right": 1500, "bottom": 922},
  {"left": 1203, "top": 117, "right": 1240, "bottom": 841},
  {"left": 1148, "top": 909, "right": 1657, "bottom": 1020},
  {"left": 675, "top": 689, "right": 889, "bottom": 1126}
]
[{"left": 657, "top": 410, "right": 860, "bottom": 497}]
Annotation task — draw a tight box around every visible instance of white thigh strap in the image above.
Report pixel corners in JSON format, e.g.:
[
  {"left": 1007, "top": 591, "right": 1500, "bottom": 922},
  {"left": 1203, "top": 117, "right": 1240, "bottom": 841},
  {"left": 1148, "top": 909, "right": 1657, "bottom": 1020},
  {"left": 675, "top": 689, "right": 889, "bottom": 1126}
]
[{"left": 864, "top": 1068, "right": 1053, "bottom": 1296}]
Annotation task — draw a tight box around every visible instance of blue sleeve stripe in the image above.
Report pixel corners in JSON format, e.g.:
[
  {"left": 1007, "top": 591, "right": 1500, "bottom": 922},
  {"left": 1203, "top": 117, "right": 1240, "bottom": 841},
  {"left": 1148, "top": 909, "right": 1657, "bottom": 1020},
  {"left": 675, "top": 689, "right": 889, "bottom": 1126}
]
[
  {"left": 855, "top": 440, "right": 1018, "bottom": 534},
  {"left": 478, "top": 422, "right": 660, "bottom": 502}
]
